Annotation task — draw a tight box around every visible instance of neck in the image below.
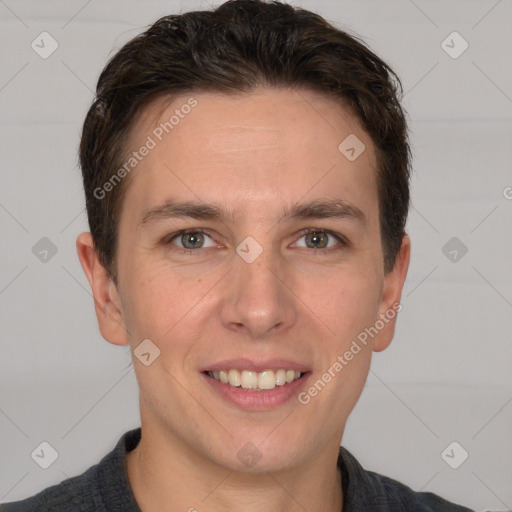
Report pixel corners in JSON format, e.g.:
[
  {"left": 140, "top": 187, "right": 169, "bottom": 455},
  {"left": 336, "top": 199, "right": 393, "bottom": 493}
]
[{"left": 125, "top": 423, "right": 343, "bottom": 512}]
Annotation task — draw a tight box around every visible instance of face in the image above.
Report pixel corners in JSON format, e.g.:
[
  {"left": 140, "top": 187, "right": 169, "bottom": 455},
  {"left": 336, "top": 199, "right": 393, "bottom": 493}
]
[{"left": 78, "top": 87, "right": 409, "bottom": 473}]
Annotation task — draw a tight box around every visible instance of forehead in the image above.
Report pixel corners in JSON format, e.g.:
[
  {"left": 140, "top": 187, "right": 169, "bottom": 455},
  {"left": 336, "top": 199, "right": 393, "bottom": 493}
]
[{"left": 119, "top": 87, "right": 378, "bottom": 224}]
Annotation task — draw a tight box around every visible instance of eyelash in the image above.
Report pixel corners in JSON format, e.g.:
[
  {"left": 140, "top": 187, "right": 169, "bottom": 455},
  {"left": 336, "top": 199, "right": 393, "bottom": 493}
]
[{"left": 164, "top": 228, "right": 349, "bottom": 256}]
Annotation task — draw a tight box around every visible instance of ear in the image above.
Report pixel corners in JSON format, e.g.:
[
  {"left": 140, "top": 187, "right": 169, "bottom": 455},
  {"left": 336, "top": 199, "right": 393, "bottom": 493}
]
[
  {"left": 372, "top": 234, "right": 411, "bottom": 353},
  {"left": 76, "top": 232, "right": 128, "bottom": 346}
]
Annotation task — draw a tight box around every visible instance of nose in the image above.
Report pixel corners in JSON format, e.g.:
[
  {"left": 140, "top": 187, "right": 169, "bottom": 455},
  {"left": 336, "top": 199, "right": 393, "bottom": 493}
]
[{"left": 219, "top": 247, "right": 297, "bottom": 339}]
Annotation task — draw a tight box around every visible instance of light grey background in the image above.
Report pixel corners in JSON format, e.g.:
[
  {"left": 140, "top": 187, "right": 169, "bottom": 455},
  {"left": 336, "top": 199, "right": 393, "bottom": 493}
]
[{"left": 0, "top": 1, "right": 511, "bottom": 510}]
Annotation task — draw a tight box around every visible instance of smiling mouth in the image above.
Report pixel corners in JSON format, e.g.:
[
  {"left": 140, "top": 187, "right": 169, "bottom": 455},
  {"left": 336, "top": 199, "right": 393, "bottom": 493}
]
[{"left": 204, "top": 369, "right": 307, "bottom": 391}]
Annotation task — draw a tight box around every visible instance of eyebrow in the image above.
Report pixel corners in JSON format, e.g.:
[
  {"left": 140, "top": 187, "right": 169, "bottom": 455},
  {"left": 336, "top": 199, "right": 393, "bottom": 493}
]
[{"left": 140, "top": 198, "right": 367, "bottom": 226}]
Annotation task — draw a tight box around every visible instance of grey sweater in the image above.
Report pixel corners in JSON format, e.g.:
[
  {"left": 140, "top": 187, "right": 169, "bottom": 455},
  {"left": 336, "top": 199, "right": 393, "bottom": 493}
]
[{"left": 1, "top": 427, "right": 474, "bottom": 511}]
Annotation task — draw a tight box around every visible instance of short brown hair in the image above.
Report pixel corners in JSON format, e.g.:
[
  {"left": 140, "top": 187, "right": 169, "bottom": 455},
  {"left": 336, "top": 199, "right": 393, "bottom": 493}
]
[{"left": 79, "top": 0, "right": 411, "bottom": 282}]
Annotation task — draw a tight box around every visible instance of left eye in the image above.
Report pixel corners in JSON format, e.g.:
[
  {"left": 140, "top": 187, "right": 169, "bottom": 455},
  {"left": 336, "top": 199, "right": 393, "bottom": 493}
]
[{"left": 293, "top": 229, "right": 346, "bottom": 250}]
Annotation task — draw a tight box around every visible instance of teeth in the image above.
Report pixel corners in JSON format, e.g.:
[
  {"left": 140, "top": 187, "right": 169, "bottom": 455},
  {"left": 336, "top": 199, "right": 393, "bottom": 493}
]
[
  {"left": 208, "top": 369, "right": 304, "bottom": 391},
  {"left": 228, "top": 369, "right": 241, "bottom": 387},
  {"left": 240, "top": 370, "right": 258, "bottom": 390},
  {"left": 275, "top": 369, "right": 287, "bottom": 386},
  {"left": 257, "top": 370, "right": 276, "bottom": 390}
]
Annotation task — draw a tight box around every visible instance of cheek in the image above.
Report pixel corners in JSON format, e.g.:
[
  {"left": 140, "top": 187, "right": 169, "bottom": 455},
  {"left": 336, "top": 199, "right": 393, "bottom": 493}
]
[
  {"left": 297, "top": 264, "right": 382, "bottom": 345},
  {"left": 119, "top": 261, "right": 217, "bottom": 344}
]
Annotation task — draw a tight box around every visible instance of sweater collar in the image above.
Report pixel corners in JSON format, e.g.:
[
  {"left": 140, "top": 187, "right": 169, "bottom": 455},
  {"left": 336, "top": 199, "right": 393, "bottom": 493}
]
[{"left": 98, "top": 427, "right": 376, "bottom": 511}]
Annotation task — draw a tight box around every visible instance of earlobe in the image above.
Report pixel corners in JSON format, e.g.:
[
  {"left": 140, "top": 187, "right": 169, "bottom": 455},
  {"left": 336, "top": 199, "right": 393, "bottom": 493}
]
[
  {"left": 372, "top": 234, "right": 411, "bottom": 353},
  {"left": 76, "top": 232, "right": 128, "bottom": 346}
]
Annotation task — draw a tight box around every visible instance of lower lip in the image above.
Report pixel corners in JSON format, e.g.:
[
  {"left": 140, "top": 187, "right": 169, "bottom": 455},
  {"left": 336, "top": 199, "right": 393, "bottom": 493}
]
[{"left": 201, "top": 372, "right": 311, "bottom": 411}]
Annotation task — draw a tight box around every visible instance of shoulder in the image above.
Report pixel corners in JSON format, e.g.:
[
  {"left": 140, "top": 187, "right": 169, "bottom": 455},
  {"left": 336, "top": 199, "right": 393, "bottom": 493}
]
[
  {"left": 1, "top": 428, "right": 141, "bottom": 512},
  {"left": 0, "top": 468, "right": 102, "bottom": 512},
  {"left": 339, "top": 446, "right": 475, "bottom": 511},
  {"left": 365, "top": 469, "right": 474, "bottom": 511}
]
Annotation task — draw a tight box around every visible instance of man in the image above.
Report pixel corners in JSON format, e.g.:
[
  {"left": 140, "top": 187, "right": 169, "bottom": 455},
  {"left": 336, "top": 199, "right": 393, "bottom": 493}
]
[{"left": 1, "top": 0, "right": 474, "bottom": 510}]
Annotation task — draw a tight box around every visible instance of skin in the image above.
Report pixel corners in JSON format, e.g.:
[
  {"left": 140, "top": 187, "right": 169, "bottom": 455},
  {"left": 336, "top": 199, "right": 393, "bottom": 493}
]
[{"left": 77, "top": 87, "right": 410, "bottom": 512}]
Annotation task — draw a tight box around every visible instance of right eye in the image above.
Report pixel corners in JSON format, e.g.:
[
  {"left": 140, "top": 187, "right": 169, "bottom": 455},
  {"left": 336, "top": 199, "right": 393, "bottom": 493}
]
[{"left": 165, "top": 229, "right": 217, "bottom": 252}]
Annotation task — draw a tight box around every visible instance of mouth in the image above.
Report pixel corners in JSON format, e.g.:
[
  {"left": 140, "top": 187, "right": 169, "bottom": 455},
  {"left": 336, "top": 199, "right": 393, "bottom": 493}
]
[
  {"left": 201, "top": 367, "right": 311, "bottom": 411},
  {"left": 203, "top": 368, "right": 306, "bottom": 391}
]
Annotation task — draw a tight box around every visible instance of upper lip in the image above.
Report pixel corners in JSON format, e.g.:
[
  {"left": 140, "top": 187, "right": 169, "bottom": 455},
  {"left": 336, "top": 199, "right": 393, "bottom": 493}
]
[{"left": 201, "top": 358, "right": 311, "bottom": 373}]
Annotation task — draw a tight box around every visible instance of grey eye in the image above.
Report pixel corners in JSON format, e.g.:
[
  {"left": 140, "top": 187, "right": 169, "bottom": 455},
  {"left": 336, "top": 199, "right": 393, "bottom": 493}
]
[
  {"left": 180, "top": 231, "right": 205, "bottom": 249},
  {"left": 304, "top": 230, "right": 329, "bottom": 249}
]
